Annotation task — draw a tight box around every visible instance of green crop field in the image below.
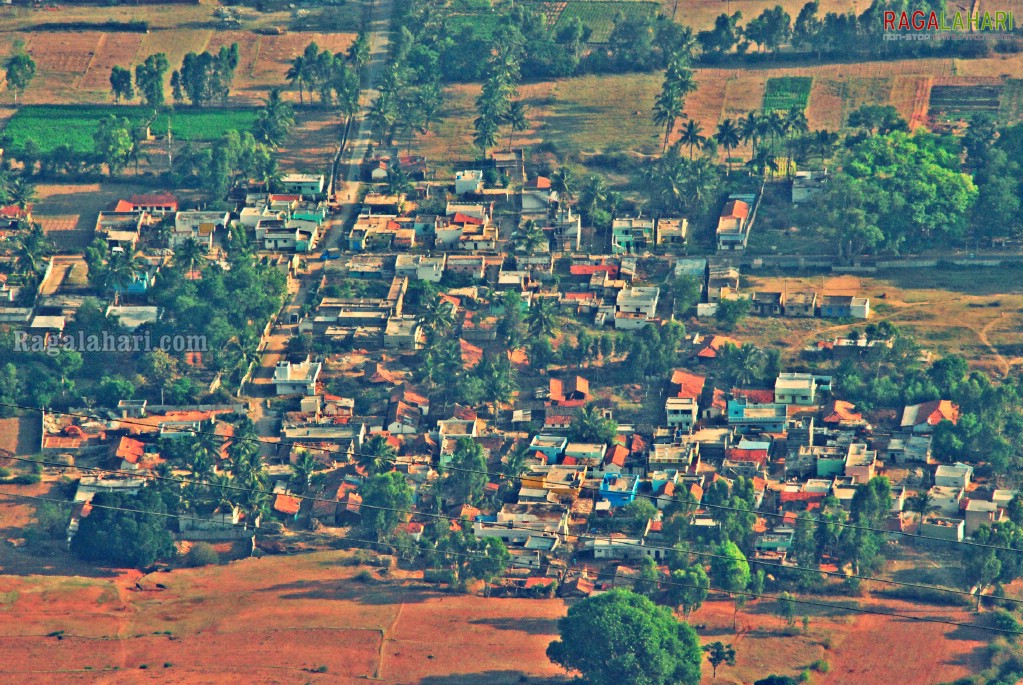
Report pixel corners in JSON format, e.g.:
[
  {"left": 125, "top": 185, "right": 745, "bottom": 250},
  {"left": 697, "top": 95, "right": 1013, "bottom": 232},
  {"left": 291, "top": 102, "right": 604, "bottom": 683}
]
[
  {"left": 2, "top": 106, "right": 258, "bottom": 153},
  {"left": 763, "top": 76, "right": 813, "bottom": 112},
  {"left": 550, "top": 1, "right": 659, "bottom": 42}
]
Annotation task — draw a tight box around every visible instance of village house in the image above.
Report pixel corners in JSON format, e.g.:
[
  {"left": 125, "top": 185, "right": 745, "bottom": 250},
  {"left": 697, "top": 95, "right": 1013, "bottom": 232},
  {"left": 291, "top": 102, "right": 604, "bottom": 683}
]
[
  {"left": 520, "top": 177, "right": 556, "bottom": 221},
  {"left": 716, "top": 193, "right": 757, "bottom": 251},
  {"left": 280, "top": 173, "right": 325, "bottom": 196},
  {"left": 819, "top": 295, "right": 870, "bottom": 319},
  {"left": 774, "top": 372, "right": 817, "bottom": 406},
  {"left": 844, "top": 443, "right": 877, "bottom": 484},
  {"left": 611, "top": 217, "right": 655, "bottom": 254},
  {"left": 886, "top": 434, "right": 932, "bottom": 464},
  {"left": 935, "top": 462, "right": 973, "bottom": 489},
  {"left": 454, "top": 169, "right": 484, "bottom": 195},
  {"left": 548, "top": 376, "right": 590, "bottom": 407},
  {"left": 655, "top": 217, "right": 688, "bottom": 248},
  {"left": 783, "top": 292, "right": 818, "bottom": 317},
  {"left": 173, "top": 211, "right": 229, "bottom": 250},
  {"left": 128, "top": 192, "right": 179, "bottom": 215},
  {"left": 273, "top": 359, "right": 322, "bottom": 395},
  {"left": 614, "top": 286, "right": 659, "bottom": 329},
  {"left": 928, "top": 485, "right": 965, "bottom": 516},
  {"left": 919, "top": 516, "right": 965, "bottom": 543},
  {"left": 751, "top": 291, "right": 786, "bottom": 317},
  {"left": 598, "top": 473, "right": 640, "bottom": 507},
  {"left": 965, "top": 499, "right": 1004, "bottom": 535},
  {"left": 727, "top": 397, "right": 787, "bottom": 433},
  {"left": 901, "top": 399, "right": 960, "bottom": 434},
  {"left": 394, "top": 254, "right": 445, "bottom": 282}
]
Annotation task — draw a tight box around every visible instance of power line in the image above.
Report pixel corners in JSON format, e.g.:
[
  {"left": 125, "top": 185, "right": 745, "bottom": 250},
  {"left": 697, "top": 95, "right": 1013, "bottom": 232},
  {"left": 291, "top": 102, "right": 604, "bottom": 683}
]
[
  {"left": 1, "top": 489, "right": 1014, "bottom": 637},
  {"left": 4, "top": 400, "right": 1018, "bottom": 554},
  {"left": 3, "top": 451, "right": 1018, "bottom": 609}
]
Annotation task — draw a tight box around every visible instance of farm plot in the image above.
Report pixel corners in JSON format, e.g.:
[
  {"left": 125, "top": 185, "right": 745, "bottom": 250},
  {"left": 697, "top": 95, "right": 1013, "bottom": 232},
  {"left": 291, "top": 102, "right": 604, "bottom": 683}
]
[
  {"left": 78, "top": 31, "right": 146, "bottom": 91},
  {"left": 555, "top": 1, "right": 659, "bottom": 42},
  {"left": 927, "top": 84, "right": 1003, "bottom": 120},
  {"left": 763, "top": 76, "right": 813, "bottom": 112},
  {"left": 999, "top": 79, "right": 1023, "bottom": 122},
  {"left": 1, "top": 105, "right": 257, "bottom": 152}
]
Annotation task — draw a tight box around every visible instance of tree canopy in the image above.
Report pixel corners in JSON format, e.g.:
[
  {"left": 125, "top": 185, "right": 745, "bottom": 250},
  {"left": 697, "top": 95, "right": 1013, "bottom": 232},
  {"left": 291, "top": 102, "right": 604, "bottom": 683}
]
[{"left": 547, "top": 589, "right": 703, "bottom": 685}]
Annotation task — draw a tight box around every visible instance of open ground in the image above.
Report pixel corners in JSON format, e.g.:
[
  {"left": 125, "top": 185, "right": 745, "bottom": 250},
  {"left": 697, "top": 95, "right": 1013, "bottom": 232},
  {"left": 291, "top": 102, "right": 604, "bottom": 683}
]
[{"left": 0, "top": 548, "right": 992, "bottom": 684}]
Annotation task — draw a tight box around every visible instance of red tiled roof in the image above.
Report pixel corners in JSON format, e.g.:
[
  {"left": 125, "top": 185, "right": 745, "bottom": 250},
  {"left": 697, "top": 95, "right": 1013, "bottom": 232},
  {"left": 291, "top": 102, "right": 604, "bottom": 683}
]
[
  {"left": 671, "top": 370, "right": 706, "bottom": 399},
  {"left": 721, "top": 199, "right": 750, "bottom": 220},
  {"left": 605, "top": 444, "right": 628, "bottom": 467},
  {"left": 725, "top": 448, "right": 769, "bottom": 464},
  {"left": 528, "top": 176, "right": 551, "bottom": 190},
  {"left": 129, "top": 192, "right": 178, "bottom": 207},
  {"left": 823, "top": 399, "right": 862, "bottom": 424},
  {"left": 459, "top": 339, "right": 484, "bottom": 369},
  {"left": 451, "top": 212, "right": 483, "bottom": 225},
  {"left": 732, "top": 388, "right": 775, "bottom": 404},
  {"left": 780, "top": 491, "right": 827, "bottom": 503},
  {"left": 570, "top": 264, "right": 619, "bottom": 277},
  {"left": 696, "top": 335, "right": 738, "bottom": 359},
  {"left": 274, "top": 494, "right": 302, "bottom": 515},
  {"left": 112, "top": 199, "right": 135, "bottom": 213}
]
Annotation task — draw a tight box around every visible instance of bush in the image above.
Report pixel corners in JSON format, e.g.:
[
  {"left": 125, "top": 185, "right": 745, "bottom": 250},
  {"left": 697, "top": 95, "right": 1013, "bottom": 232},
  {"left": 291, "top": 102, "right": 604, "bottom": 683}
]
[
  {"left": 353, "top": 569, "right": 374, "bottom": 583},
  {"left": 811, "top": 659, "right": 830, "bottom": 673},
  {"left": 184, "top": 543, "right": 219, "bottom": 568},
  {"left": 798, "top": 669, "right": 812, "bottom": 683},
  {"left": 260, "top": 521, "right": 285, "bottom": 534},
  {"left": 992, "top": 610, "right": 1022, "bottom": 639}
]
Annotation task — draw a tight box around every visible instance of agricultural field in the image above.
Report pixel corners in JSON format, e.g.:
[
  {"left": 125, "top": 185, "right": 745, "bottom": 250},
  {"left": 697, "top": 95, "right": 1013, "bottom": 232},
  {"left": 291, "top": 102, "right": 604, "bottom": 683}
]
[
  {"left": 0, "top": 547, "right": 994, "bottom": 685},
  {"left": 551, "top": 0, "right": 659, "bottom": 42},
  {"left": 736, "top": 267, "right": 1023, "bottom": 374},
  {"left": 763, "top": 76, "right": 813, "bottom": 112},
  {"left": 2, "top": 106, "right": 258, "bottom": 153},
  {"left": 927, "top": 83, "right": 1003, "bottom": 120}
]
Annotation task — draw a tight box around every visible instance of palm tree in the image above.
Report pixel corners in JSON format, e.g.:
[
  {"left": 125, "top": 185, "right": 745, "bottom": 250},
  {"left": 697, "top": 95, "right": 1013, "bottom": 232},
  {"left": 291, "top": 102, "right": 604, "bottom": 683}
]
[
  {"left": 764, "top": 109, "right": 786, "bottom": 149},
  {"left": 678, "top": 120, "right": 706, "bottom": 160},
  {"left": 578, "top": 174, "right": 607, "bottom": 221},
  {"left": 483, "top": 361, "right": 516, "bottom": 415},
  {"left": 550, "top": 166, "right": 575, "bottom": 207},
  {"left": 255, "top": 89, "right": 295, "bottom": 149},
  {"left": 173, "top": 237, "right": 206, "bottom": 276},
  {"left": 188, "top": 425, "right": 221, "bottom": 478},
  {"left": 385, "top": 166, "right": 413, "bottom": 196},
  {"left": 103, "top": 248, "right": 147, "bottom": 304},
  {"left": 509, "top": 219, "right": 546, "bottom": 255},
  {"left": 721, "top": 342, "right": 766, "bottom": 388},
  {"left": 420, "top": 295, "right": 454, "bottom": 342},
  {"left": 285, "top": 55, "right": 308, "bottom": 105},
  {"left": 715, "top": 119, "right": 740, "bottom": 175},
  {"left": 813, "top": 128, "right": 839, "bottom": 169},
  {"left": 652, "top": 84, "right": 684, "bottom": 153},
  {"left": 472, "top": 114, "right": 500, "bottom": 159},
  {"left": 527, "top": 297, "right": 557, "bottom": 339},
  {"left": 14, "top": 221, "right": 50, "bottom": 283},
  {"left": 783, "top": 106, "right": 809, "bottom": 176},
  {"left": 9, "top": 175, "right": 36, "bottom": 210},
  {"left": 359, "top": 435, "right": 398, "bottom": 475},
  {"left": 291, "top": 450, "right": 318, "bottom": 493},
  {"left": 504, "top": 100, "right": 529, "bottom": 151},
  {"left": 737, "top": 111, "right": 761, "bottom": 159}
]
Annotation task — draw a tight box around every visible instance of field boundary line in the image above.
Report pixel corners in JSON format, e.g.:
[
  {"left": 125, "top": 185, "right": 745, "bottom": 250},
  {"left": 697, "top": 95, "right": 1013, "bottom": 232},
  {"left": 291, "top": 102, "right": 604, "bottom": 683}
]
[{"left": 76, "top": 32, "right": 106, "bottom": 91}]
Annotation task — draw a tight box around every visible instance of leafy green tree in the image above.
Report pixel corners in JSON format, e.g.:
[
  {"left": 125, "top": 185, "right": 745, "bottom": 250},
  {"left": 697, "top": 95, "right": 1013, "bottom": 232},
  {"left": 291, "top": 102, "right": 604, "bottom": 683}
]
[
  {"left": 134, "top": 53, "right": 169, "bottom": 108},
  {"left": 93, "top": 115, "right": 133, "bottom": 176},
  {"left": 109, "top": 66, "right": 134, "bottom": 103},
  {"left": 710, "top": 541, "right": 750, "bottom": 629},
  {"left": 547, "top": 589, "right": 703, "bottom": 685},
  {"left": 703, "top": 642, "right": 736, "bottom": 680},
  {"left": 4, "top": 50, "right": 36, "bottom": 105},
  {"left": 715, "top": 297, "right": 751, "bottom": 330},
  {"left": 678, "top": 119, "right": 706, "bottom": 160},
  {"left": 527, "top": 297, "right": 558, "bottom": 339},
  {"left": 71, "top": 488, "right": 176, "bottom": 567},
  {"left": 775, "top": 592, "right": 796, "bottom": 626},
  {"left": 569, "top": 404, "right": 618, "bottom": 445},
  {"left": 360, "top": 472, "right": 413, "bottom": 541},
  {"left": 755, "top": 676, "right": 798, "bottom": 685},
  {"left": 718, "top": 342, "right": 765, "bottom": 389},
  {"left": 444, "top": 437, "right": 487, "bottom": 504},
  {"left": 665, "top": 564, "right": 709, "bottom": 618}
]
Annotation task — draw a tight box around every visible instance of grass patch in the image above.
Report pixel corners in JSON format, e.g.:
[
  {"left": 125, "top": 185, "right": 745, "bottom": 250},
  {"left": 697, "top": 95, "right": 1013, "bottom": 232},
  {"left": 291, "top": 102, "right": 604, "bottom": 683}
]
[
  {"left": 2, "top": 105, "right": 257, "bottom": 153},
  {"left": 764, "top": 76, "right": 813, "bottom": 112}
]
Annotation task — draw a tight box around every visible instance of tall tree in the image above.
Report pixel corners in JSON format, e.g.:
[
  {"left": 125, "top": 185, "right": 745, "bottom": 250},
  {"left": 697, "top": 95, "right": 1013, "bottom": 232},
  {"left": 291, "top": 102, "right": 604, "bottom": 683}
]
[
  {"left": 4, "top": 50, "right": 36, "bottom": 105},
  {"left": 360, "top": 471, "right": 413, "bottom": 541},
  {"left": 134, "top": 53, "right": 169, "bottom": 108},
  {"left": 254, "top": 88, "right": 294, "bottom": 149},
  {"left": 109, "top": 66, "right": 134, "bottom": 103},
  {"left": 547, "top": 589, "right": 703, "bottom": 685},
  {"left": 703, "top": 642, "right": 736, "bottom": 680},
  {"left": 715, "top": 118, "right": 740, "bottom": 174}
]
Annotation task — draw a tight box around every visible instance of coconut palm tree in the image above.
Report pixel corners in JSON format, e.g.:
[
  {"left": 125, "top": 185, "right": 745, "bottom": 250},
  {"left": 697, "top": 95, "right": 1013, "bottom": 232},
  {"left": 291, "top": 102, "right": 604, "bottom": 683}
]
[
  {"left": 653, "top": 84, "right": 684, "bottom": 153},
  {"left": 550, "top": 166, "right": 575, "bottom": 207},
  {"left": 291, "top": 450, "right": 318, "bottom": 493},
  {"left": 578, "top": 174, "right": 607, "bottom": 221},
  {"left": 14, "top": 221, "right": 51, "bottom": 283},
  {"left": 359, "top": 434, "right": 398, "bottom": 475},
  {"left": 527, "top": 297, "right": 557, "bottom": 339},
  {"left": 385, "top": 166, "right": 413, "bottom": 196},
  {"left": 509, "top": 219, "right": 546, "bottom": 255},
  {"left": 504, "top": 100, "right": 529, "bottom": 151},
  {"left": 737, "top": 111, "right": 761, "bottom": 159},
  {"left": 255, "top": 88, "right": 295, "bottom": 149},
  {"left": 715, "top": 119, "right": 740, "bottom": 175},
  {"left": 678, "top": 119, "right": 706, "bottom": 160},
  {"left": 285, "top": 55, "right": 308, "bottom": 105},
  {"left": 721, "top": 343, "right": 766, "bottom": 389},
  {"left": 173, "top": 237, "right": 206, "bottom": 276},
  {"left": 420, "top": 294, "right": 455, "bottom": 342},
  {"left": 188, "top": 424, "right": 221, "bottom": 478},
  {"left": 102, "top": 248, "right": 147, "bottom": 305}
]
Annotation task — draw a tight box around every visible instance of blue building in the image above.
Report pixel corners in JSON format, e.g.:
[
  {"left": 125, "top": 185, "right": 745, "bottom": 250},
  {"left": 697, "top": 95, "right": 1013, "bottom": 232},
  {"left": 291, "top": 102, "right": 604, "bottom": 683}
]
[
  {"left": 529, "top": 434, "right": 568, "bottom": 463},
  {"left": 599, "top": 473, "right": 640, "bottom": 508},
  {"left": 727, "top": 397, "right": 788, "bottom": 433}
]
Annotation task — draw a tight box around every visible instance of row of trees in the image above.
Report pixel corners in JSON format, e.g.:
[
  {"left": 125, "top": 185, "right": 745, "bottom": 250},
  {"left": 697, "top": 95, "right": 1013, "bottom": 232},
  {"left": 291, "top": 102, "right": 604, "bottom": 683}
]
[
  {"left": 108, "top": 46, "right": 239, "bottom": 108},
  {"left": 286, "top": 39, "right": 363, "bottom": 113},
  {"left": 698, "top": 0, "right": 993, "bottom": 61}
]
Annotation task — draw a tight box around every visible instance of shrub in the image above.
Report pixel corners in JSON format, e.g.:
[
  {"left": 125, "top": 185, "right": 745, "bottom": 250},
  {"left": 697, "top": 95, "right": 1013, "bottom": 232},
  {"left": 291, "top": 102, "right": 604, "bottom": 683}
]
[
  {"left": 798, "top": 669, "right": 812, "bottom": 683},
  {"left": 353, "top": 569, "right": 374, "bottom": 583},
  {"left": 811, "top": 659, "right": 830, "bottom": 673},
  {"left": 315, "top": 665, "right": 329, "bottom": 673},
  {"left": 992, "top": 609, "right": 1022, "bottom": 639},
  {"left": 10, "top": 473, "right": 41, "bottom": 485},
  {"left": 260, "top": 521, "right": 285, "bottom": 534},
  {"left": 184, "top": 543, "right": 219, "bottom": 568}
]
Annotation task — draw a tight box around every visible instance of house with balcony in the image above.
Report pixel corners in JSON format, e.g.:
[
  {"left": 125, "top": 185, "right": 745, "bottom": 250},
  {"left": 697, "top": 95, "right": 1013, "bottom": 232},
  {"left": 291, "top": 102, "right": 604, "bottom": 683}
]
[
  {"left": 614, "top": 286, "right": 659, "bottom": 330},
  {"left": 665, "top": 397, "right": 698, "bottom": 431},
  {"left": 173, "top": 211, "right": 228, "bottom": 250},
  {"left": 273, "top": 359, "right": 321, "bottom": 395},
  {"left": 774, "top": 373, "right": 817, "bottom": 406},
  {"left": 727, "top": 397, "right": 787, "bottom": 433},
  {"left": 844, "top": 443, "right": 877, "bottom": 484},
  {"left": 655, "top": 217, "right": 688, "bottom": 248},
  {"left": 611, "top": 217, "right": 655, "bottom": 254}
]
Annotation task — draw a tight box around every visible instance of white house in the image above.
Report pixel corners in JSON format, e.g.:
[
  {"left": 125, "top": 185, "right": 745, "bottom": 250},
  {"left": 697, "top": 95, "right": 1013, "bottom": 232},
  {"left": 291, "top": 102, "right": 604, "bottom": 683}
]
[
  {"left": 665, "top": 396, "right": 698, "bottom": 431},
  {"left": 934, "top": 462, "right": 973, "bottom": 489},
  {"left": 280, "top": 173, "right": 325, "bottom": 196},
  {"left": 454, "top": 169, "right": 484, "bottom": 195},
  {"left": 774, "top": 373, "right": 816, "bottom": 406},
  {"left": 173, "top": 211, "right": 229, "bottom": 250},
  {"left": 614, "top": 286, "right": 659, "bottom": 329},
  {"left": 273, "top": 359, "right": 321, "bottom": 395}
]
